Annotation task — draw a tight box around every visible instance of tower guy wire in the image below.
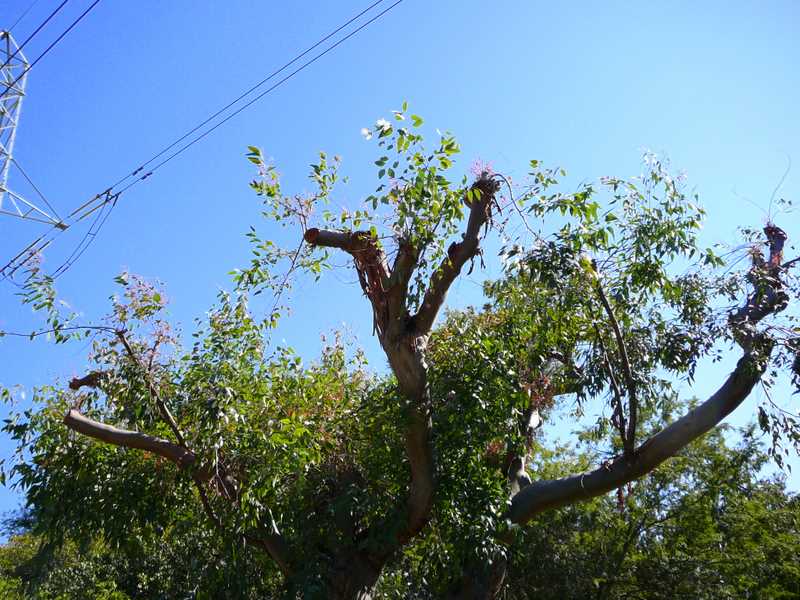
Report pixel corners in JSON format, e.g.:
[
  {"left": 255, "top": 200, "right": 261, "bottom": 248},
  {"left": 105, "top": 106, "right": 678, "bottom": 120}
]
[
  {"left": 1, "top": 0, "right": 404, "bottom": 282},
  {"left": 8, "top": 0, "right": 44, "bottom": 33}
]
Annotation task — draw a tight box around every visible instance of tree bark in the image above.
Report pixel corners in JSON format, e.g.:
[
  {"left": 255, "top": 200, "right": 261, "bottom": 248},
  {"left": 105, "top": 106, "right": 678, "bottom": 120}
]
[
  {"left": 322, "top": 551, "right": 383, "bottom": 600},
  {"left": 444, "top": 556, "right": 507, "bottom": 600},
  {"left": 63, "top": 409, "right": 292, "bottom": 575},
  {"left": 507, "top": 347, "right": 770, "bottom": 524}
]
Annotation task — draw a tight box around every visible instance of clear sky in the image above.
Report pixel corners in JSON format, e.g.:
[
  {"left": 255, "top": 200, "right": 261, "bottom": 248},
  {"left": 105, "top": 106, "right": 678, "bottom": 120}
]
[{"left": 0, "top": 0, "right": 798, "bottom": 518}]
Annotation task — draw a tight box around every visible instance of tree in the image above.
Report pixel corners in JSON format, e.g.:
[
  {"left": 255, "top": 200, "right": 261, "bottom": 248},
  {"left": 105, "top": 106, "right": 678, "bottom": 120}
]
[
  {"left": 2, "top": 108, "right": 800, "bottom": 598},
  {"left": 3, "top": 408, "right": 798, "bottom": 599}
]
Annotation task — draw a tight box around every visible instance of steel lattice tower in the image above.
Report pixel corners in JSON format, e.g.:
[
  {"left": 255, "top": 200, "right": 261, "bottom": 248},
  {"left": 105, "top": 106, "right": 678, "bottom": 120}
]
[{"left": 0, "top": 30, "right": 62, "bottom": 227}]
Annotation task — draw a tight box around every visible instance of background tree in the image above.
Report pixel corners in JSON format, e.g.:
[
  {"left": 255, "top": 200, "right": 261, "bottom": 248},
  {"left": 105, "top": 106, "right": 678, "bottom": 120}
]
[{"left": 2, "top": 109, "right": 799, "bottom": 598}]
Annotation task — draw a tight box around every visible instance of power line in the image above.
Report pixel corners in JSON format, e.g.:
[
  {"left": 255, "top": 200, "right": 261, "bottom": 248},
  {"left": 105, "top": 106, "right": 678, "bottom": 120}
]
[
  {"left": 106, "top": 0, "right": 388, "bottom": 193},
  {"left": 0, "top": 0, "right": 101, "bottom": 103},
  {"left": 117, "top": 0, "right": 403, "bottom": 196},
  {"left": 0, "top": 187, "right": 116, "bottom": 281},
  {"left": 1, "top": 0, "right": 404, "bottom": 281},
  {"left": 1, "top": 0, "right": 70, "bottom": 72},
  {"left": 51, "top": 192, "right": 116, "bottom": 278},
  {"left": 68, "top": 0, "right": 404, "bottom": 277},
  {"left": 7, "top": 0, "right": 43, "bottom": 33}
]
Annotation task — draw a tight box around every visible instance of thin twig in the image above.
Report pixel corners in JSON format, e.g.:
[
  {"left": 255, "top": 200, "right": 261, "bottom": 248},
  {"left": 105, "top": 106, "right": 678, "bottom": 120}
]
[
  {"left": 782, "top": 255, "right": 800, "bottom": 269},
  {"left": 761, "top": 382, "right": 800, "bottom": 418},
  {"left": 493, "top": 172, "right": 539, "bottom": 239},
  {"left": 594, "top": 324, "right": 628, "bottom": 444},
  {"left": 115, "top": 330, "right": 186, "bottom": 447},
  {"left": 594, "top": 272, "right": 638, "bottom": 453},
  {"left": 268, "top": 238, "right": 305, "bottom": 320},
  {"left": 193, "top": 477, "right": 224, "bottom": 529}
]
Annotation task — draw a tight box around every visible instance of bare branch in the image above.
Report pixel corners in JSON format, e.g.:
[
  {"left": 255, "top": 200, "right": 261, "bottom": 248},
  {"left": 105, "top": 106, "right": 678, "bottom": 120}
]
[
  {"left": 303, "top": 228, "right": 354, "bottom": 251},
  {"left": 413, "top": 175, "right": 500, "bottom": 335},
  {"left": 731, "top": 224, "right": 789, "bottom": 348},
  {"left": 64, "top": 409, "right": 196, "bottom": 468},
  {"left": 63, "top": 409, "right": 293, "bottom": 576},
  {"left": 116, "top": 330, "right": 186, "bottom": 447},
  {"left": 594, "top": 277, "right": 637, "bottom": 452},
  {"left": 386, "top": 237, "right": 417, "bottom": 320},
  {"left": 304, "top": 228, "right": 392, "bottom": 335},
  {"left": 594, "top": 329, "right": 628, "bottom": 445},
  {"left": 782, "top": 255, "right": 800, "bottom": 269},
  {"left": 69, "top": 370, "right": 108, "bottom": 391}
]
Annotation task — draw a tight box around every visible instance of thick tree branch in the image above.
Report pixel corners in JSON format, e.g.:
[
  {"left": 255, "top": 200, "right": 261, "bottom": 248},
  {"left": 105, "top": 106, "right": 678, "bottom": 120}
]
[
  {"left": 506, "top": 346, "right": 771, "bottom": 524},
  {"left": 508, "top": 224, "right": 790, "bottom": 527},
  {"left": 303, "top": 228, "right": 357, "bottom": 252},
  {"left": 63, "top": 409, "right": 293, "bottom": 576},
  {"left": 730, "top": 224, "right": 789, "bottom": 349},
  {"left": 68, "top": 327, "right": 297, "bottom": 576},
  {"left": 64, "top": 409, "right": 197, "bottom": 468},
  {"left": 412, "top": 175, "right": 500, "bottom": 335},
  {"left": 304, "top": 228, "right": 391, "bottom": 336},
  {"left": 246, "top": 533, "right": 293, "bottom": 577},
  {"left": 396, "top": 404, "right": 434, "bottom": 545},
  {"left": 305, "top": 225, "right": 435, "bottom": 552}
]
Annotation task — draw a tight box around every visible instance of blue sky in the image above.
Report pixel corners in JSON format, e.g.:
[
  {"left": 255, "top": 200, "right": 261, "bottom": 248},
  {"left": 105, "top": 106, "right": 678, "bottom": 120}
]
[{"left": 0, "top": 0, "right": 798, "bottom": 517}]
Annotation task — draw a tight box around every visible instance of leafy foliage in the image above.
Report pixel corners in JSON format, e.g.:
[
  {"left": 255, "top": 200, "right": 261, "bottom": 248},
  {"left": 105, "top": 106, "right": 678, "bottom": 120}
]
[{"left": 1, "top": 108, "right": 799, "bottom": 598}]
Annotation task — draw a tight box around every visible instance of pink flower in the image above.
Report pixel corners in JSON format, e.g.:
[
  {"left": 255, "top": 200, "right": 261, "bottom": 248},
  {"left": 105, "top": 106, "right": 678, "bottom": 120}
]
[{"left": 470, "top": 158, "right": 494, "bottom": 179}]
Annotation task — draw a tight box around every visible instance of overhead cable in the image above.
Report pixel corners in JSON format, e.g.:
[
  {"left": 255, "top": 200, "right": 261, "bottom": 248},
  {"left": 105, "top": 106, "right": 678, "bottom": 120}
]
[
  {"left": 7, "top": 0, "right": 43, "bottom": 33},
  {"left": 117, "top": 0, "right": 403, "bottom": 196},
  {"left": 106, "top": 0, "right": 389, "bottom": 193},
  {"left": 1, "top": 0, "right": 403, "bottom": 281},
  {"left": 0, "top": 0, "right": 70, "bottom": 71},
  {"left": 0, "top": 0, "right": 102, "bottom": 103}
]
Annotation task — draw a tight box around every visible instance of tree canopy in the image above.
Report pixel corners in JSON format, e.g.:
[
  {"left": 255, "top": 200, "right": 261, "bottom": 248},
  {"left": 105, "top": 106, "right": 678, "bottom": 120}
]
[{"left": 2, "top": 109, "right": 799, "bottom": 599}]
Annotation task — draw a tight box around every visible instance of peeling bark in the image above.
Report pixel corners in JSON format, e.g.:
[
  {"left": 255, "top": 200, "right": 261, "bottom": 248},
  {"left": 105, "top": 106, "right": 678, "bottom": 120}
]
[{"left": 305, "top": 175, "right": 499, "bottom": 558}]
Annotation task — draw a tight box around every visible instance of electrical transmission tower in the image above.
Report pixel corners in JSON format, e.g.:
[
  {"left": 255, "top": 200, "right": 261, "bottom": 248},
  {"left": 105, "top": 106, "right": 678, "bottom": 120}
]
[{"left": 0, "top": 30, "right": 64, "bottom": 228}]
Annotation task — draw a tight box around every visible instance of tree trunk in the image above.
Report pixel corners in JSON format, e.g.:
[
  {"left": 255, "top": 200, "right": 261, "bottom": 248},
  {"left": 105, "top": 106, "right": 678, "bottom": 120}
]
[
  {"left": 445, "top": 556, "right": 508, "bottom": 600},
  {"left": 315, "top": 551, "right": 383, "bottom": 600}
]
